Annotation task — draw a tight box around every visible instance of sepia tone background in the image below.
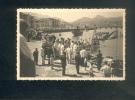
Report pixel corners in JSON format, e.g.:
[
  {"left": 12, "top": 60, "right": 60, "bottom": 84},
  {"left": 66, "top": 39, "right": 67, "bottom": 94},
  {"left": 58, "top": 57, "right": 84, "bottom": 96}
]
[{"left": 0, "top": 0, "right": 135, "bottom": 99}]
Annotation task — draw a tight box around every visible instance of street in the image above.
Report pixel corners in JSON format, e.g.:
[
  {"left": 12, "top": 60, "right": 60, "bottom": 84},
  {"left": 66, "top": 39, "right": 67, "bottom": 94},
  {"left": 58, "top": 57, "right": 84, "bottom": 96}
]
[{"left": 27, "top": 40, "right": 104, "bottom": 78}]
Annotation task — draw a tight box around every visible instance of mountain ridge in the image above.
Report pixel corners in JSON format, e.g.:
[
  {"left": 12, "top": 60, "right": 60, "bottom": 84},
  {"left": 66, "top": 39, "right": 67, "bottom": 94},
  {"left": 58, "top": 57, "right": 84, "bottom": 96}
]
[{"left": 72, "top": 15, "right": 123, "bottom": 27}]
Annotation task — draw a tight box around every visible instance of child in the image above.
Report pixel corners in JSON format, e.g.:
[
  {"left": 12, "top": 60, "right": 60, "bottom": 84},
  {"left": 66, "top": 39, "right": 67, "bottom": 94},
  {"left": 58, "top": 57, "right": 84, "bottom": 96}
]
[
  {"left": 87, "top": 59, "right": 94, "bottom": 77},
  {"left": 100, "top": 62, "right": 112, "bottom": 77}
]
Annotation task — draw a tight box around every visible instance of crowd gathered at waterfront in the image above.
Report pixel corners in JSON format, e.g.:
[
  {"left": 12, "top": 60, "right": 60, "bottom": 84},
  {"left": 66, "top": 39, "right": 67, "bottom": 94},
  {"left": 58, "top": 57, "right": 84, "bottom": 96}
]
[{"left": 32, "top": 31, "right": 123, "bottom": 78}]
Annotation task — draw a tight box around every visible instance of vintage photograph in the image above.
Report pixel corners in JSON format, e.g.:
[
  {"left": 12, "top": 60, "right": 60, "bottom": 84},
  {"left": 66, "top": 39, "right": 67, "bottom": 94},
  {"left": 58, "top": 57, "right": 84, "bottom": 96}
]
[{"left": 17, "top": 9, "right": 125, "bottom": 80}]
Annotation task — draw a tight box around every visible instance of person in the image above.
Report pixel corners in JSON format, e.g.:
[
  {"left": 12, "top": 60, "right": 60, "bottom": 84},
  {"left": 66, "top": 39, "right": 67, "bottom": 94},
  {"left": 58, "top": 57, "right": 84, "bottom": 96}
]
[
  {"left": 50, "top": 54, "right": 54, "bottom": 70},
  {"left": 47, "top": 46, "right": 53, "bottom": 65},
  {"left": 70, "top": 41, "right": 74, "bottom": 59},
  {"left": 70, "top": 41, "right": 74, "bottom": 50},
  {"left": 60, "top": 43, "right": 64, "bottom": 57},
  {"left": 33, "top": 48, "right": 39, "bottom": 65},
  {"left": 65, "top": 46, "right": 72, "bottom": 64},
  {"left": 75, "top": 52, "right": 81, "bottom": 74},
  {"left": 64, "top": 40, "right": 68, "bottom": 48},
  {"left": 96, "top": 50, "right": 103, "bottom": 70},
  {"left": 73, "top": 42, "right": 77, "bottom": 60},
  {"left": 58, "top": 41, "right": 62, "bottom": 57},
  {"left": 87, "top": 59, "right": 94, "bottom": 77},
  {"left": 84, "top": 57, "right": 87, "bottom": 70},
  {"left": 100, "top": 62, "right": 112, "bottom": 77},
  {"left": 27, "top": 31, "right": 31, "bottom": 42},
  {"left": 80, "top": 47, "right": 87, "bottom": 67},
  {"left": 53, "top": 40, "right": 58, "bottom": 59},
  {"left": 41, "top": 35, "right": 45, "bottom": 41},
  {"left": 61, "top": 52, "right": 67, "bottom": 75},
  {"left": 41, "top": 38, "right": 47, "bottom": 60},
  {"left": 41, "top": 47, "right": 45, "bottom": 65}
]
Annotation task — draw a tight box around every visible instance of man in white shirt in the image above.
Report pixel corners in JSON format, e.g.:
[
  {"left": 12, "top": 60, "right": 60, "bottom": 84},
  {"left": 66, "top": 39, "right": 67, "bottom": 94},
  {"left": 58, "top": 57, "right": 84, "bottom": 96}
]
[
  {"left": 53, "top": 40, "right": 59, "bottom": 59},
  {"left": 57, "top": 42, "right": 62, "bottom": 57},
  {"left": 65, "top": 46, "right": 72, "bottom": 64},
  {"left": 41, "top": 47, "right": 45, "bottom": 65},
  {"left": 72, "top": 42, "right": 77, "bottom": 60},
  {"left": 60, "top": 43, "right": 64, "bottom": 56},
  {"left": 70, "top": 41, "right": 74, "bottom": 59}
]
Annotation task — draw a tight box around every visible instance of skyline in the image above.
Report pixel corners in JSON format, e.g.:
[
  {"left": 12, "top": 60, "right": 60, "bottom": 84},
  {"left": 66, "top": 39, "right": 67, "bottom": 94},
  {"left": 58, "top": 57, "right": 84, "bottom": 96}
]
[{"left": 18, "top": 9, "right": 125, "bottom": 23}]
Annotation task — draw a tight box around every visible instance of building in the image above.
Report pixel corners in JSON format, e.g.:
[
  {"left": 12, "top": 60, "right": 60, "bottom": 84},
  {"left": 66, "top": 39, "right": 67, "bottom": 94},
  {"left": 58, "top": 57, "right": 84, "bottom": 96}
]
[
  {"left": 20, "top": 12, "right": 72, "bottom": 33},
  {"left": 33, "top": 18, "right": 60, "bottom": 31}
]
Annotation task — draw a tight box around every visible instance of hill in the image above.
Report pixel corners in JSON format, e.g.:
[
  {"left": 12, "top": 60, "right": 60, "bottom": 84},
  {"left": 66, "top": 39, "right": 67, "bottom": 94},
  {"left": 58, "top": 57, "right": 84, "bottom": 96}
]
[{"left": 72, "top": 15, "right": 123, "bottom": 28}]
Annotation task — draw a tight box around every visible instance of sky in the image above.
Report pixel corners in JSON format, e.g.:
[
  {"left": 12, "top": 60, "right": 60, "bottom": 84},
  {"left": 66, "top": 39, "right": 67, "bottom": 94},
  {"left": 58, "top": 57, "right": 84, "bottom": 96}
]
[{"left": 18, "top": 9, "right": 125, "bottom": 22}]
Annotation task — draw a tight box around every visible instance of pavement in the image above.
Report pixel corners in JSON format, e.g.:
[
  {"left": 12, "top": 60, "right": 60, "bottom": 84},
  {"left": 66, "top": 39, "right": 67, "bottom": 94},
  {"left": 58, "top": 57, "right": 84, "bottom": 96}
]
[
  {"left": 27, "top": 40, "right": 105, "bottom": 78},
  {"left": 35, "top": 60, "right": 104, "bottom": 78}
]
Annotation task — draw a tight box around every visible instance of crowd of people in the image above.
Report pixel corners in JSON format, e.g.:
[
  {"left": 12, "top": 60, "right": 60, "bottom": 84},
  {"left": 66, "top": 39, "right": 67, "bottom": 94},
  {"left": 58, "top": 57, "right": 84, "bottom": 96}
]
[{"left": 32, "top": 33, "right": 123, "bottom": 77}]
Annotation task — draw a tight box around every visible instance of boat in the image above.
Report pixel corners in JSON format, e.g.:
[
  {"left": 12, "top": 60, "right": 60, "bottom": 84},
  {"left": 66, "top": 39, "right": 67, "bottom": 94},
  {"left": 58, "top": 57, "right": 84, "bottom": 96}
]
[{"left": 72, "top": 29, "right": 83, "bottom": 37}]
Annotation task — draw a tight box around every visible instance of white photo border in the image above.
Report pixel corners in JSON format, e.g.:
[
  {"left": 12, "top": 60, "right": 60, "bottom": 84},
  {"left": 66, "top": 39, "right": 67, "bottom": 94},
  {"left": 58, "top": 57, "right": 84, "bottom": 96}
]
[{"left": 17, "top": 8, "right": 126, "bottom": 81}]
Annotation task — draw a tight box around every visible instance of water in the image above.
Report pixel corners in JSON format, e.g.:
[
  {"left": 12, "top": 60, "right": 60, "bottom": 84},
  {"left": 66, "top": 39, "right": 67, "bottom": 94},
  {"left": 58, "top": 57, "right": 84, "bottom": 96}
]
[
  {"left": 51, "top": 27, "right": 122, "bottom": 40},
  {"left": 52, "top": 30, "right": 94, "bottom": 42},
  {"left": 51, "top": 27, "right": 123, "bottom": 60}
]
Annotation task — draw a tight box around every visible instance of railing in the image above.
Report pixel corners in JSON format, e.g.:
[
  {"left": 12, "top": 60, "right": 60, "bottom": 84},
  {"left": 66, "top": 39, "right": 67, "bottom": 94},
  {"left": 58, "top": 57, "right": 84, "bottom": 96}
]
[{"left": 36, "top": 27, "right": 95, "bottom": 33}]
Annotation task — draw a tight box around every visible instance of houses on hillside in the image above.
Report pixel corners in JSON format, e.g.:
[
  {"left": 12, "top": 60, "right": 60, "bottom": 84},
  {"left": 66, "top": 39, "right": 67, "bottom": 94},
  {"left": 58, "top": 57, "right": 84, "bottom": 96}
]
[{"left": 20, "top": 12, "right": 72, "bottom": 32}]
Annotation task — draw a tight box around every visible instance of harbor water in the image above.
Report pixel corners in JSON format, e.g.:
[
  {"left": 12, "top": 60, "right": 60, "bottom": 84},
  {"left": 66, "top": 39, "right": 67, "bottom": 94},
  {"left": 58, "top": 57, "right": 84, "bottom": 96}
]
[{"left": 51, "top": 28, "right": 123, "bottom": 60}]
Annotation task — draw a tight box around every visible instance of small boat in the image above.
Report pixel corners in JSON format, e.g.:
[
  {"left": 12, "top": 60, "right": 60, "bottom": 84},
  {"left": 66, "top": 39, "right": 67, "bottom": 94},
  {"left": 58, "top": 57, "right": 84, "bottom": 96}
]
[{"left": 72, "top": 29, "right": 83, "bottom": 37}]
